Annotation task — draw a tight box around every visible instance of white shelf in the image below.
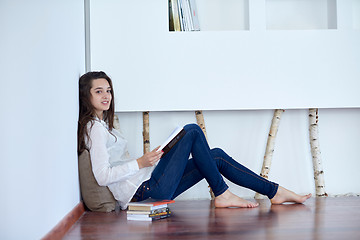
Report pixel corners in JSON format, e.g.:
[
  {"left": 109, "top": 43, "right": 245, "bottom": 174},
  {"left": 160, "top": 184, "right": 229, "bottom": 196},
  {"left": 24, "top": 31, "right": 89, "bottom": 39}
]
[
  {"left": 266, "top": 0, "right": 337, "bottom": 30},
  {"left": 91, "top": 0, "right": 360, "bottom": 111},
  {"left": 196, "top": 0, "right": 249, "bottom": 31},
  {"left": 169, "top": 0, "right": 345, "bottom": 31}
]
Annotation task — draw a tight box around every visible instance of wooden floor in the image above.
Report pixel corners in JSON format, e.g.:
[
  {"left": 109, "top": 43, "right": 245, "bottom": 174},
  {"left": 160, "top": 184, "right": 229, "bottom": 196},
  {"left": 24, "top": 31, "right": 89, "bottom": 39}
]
[{"left": 64, "top": 197, "right": 360, "bottom": 240}]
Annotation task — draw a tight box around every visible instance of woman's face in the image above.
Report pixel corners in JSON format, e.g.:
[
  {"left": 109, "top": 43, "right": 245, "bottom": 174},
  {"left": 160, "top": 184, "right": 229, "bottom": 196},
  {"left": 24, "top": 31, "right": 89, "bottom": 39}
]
[{"left": 90, "top": 78, "right": 112, "bottom": 119}]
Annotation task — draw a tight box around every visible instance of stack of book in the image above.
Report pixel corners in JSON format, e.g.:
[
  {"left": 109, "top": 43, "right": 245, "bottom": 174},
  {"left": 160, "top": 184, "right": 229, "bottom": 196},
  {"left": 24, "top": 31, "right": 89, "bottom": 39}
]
[
  {"left": 127, "top": 199, "right": 175, "bottom": 221},
  {"left": 169, "top": 0, "right": 200, "bottom": 31}
]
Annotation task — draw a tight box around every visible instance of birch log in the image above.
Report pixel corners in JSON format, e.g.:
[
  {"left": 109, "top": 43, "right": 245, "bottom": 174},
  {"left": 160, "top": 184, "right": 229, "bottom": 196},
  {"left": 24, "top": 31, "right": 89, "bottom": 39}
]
[
  {"left": 195, "top": 110, "right": 215, "bottom": 199},
  {"left": 195, "top": 110, "right": 208, "bottom": 140},
  {"left": 113, "top": 114, "right": 120, "bottom": 131},
  {"left": 255, "top": 109, "right": 284, "bottom": 199},
  {"left": 143, "top": 111, "right": 150, "bottom": 154},
  {"left": 309, "top": 108, "right": 327, "bottom": 197}
]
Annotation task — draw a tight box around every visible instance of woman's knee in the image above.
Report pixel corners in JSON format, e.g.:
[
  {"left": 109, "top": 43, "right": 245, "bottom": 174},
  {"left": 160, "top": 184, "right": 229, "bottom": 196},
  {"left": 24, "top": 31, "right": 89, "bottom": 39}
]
[
  {"left": 184, "top": 123, "right": 201, "bottom": 132},
  {"left": 210, "top": 148, "right": 227, "bottom": 158},
  {"left": 184, "top": 124, "right": 204, "bottom": 137}
]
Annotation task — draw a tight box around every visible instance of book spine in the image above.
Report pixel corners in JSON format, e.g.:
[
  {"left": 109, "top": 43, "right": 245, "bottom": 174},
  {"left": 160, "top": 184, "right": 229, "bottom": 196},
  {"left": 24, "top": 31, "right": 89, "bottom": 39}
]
[
  {"left": 188, "top": 0, "right": 200, "bottom": 31},
  {"left": 127, "top": 213, "right": 171, "bottom": 221},
  {"left": 128, "top": 204, "right": 167, "bottom": 211},
  {"left": 151, "top": 213, "right": 171, "bottom": 221},
  {"left": 127, "top": 208, "right": 169, "bottom": 215},
  {"left": 178, "top": 0, "right": 185, "bottom": 31},
  {"left": 184, "top": 0, "right": 194, "bottom": 31},
  {"left": 149, "top": 210, "right": 171, "bottom": 218},
  {"left": 170, "top": 0, "right": 181, "bottom": 31}
]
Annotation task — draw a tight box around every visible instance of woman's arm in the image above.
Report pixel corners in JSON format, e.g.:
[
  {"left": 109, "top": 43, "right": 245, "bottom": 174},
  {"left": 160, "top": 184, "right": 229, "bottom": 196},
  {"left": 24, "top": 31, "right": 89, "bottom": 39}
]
[
  {"left": 137, "top": 147, "right": 163, "bottom": 168},
  {"left": 88, "top": 122, "right": 140, "bottom": 186}
]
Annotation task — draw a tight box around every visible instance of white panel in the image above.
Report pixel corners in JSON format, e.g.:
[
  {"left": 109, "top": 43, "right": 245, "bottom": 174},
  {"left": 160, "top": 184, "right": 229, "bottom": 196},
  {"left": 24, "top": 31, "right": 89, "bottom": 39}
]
[
  {"left": 354, "top": 0, "right": 360, "bottom": 29},
  {"left": 90, "top": 0, "right": 360, "bottom": 112}
]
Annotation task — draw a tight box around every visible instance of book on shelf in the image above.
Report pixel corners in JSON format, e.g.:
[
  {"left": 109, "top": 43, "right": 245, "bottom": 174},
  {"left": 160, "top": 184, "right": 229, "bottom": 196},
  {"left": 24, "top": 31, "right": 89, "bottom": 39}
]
[
  {"left": 127, "top": 198, "right": 175, "bottom": 211},
  {"left": 158, "top": 126, "right": 185, "bottom": 157},
  {"left": 169, "top": 1, "right": 174, "bottom": 31},
  {"left": 188, "top": 0, "right": 200, "bottom": 31},
  {"left": 169, "top": 0, "right": 181, "bottom": 31},
  {"left": 180, "top": 0, "right": 191, "bottom": 31},
  {"left": 177, "top": 0, "right": 185, "bottom": 31},
  {"left": 169, "top": 0, "right": 200, "bottom": 31}
]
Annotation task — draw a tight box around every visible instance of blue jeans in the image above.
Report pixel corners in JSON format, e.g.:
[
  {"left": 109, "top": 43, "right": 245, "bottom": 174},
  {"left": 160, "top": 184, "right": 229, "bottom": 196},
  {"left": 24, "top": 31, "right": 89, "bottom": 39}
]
[{"left": 133, "top": 124, "right": 278, "bottom": 201}]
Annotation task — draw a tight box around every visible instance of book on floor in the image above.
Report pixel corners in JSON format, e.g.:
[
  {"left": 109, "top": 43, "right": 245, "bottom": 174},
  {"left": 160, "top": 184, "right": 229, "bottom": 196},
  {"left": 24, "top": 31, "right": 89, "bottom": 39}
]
[
  {"left": 127, "top": 199, "right": 174, "bottom": 221},
  {"left": 127, "top": 207, "right": 168, "bottom": 215},
  {"left": 127, "top": 212, "right": 171, "bottom": 221},
  {"left": 127, "top": 207, "right": 171, "bottom": 221},
  {"left": 127, "top": 198, "right": 175, "bottom": 211}
]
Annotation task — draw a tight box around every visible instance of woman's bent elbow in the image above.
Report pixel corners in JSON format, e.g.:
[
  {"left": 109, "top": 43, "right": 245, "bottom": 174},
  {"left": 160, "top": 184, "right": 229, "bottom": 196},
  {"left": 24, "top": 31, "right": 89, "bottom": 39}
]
[{"left": 95, "top": 177, "right": 108, "bottom": 187}]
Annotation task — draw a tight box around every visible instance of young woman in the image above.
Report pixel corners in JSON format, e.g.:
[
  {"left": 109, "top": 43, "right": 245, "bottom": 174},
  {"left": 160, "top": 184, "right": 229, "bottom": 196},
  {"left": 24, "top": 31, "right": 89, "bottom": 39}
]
[{"left": 78, "top": 71, "right": 311, "bottom": 210}]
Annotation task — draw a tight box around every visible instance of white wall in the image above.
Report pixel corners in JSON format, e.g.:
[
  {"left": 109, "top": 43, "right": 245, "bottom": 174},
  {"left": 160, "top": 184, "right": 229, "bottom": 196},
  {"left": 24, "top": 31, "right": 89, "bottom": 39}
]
[
  {"left": 117, "top": 108, "right": 360, "bottom": 199},
  {"left": 1, "top": 1, "right": 359, "bottom": 239},
  {"left": 0, "top": 1, "right": 84, "bottom": 239}
]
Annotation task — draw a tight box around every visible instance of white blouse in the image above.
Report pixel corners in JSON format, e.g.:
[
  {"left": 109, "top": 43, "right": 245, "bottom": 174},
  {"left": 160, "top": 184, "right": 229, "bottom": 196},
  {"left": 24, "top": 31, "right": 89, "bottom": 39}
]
[{"left": 85, "top": 118, "right": 155, "bottom": 210}]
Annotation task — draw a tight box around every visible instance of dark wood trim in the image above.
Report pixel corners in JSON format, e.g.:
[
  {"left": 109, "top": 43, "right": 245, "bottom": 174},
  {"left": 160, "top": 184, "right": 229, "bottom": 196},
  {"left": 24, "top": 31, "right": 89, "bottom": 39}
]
[{"left": 41, "top": 202, "right": 85, "bottom": 240}]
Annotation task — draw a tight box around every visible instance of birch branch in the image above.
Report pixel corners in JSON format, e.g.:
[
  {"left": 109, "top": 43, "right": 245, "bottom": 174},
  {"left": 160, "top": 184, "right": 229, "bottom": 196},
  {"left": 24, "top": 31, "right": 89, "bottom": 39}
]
[
  {"left": 195, "top": 110, "right": 215, "bottom": 199},
  {"left": 195, "top": 110, "right": 208, "bottom": 140},
  {"left": 143, "top": 111, "right": 150, "bottom": 154},
  {"left": 255, "top": 109, "right": 284, "bottom": 199},
  {"left": 309, "top": 108, "right": 327, "bottom": 197}
]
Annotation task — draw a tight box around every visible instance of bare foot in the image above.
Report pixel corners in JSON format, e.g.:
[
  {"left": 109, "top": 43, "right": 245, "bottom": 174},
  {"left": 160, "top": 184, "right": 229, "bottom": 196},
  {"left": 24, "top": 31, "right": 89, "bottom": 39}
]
[
  {"left": 270, "top": 186, "right": 312, "bottom": 204},
  {"left": 214, "top": 190, "right": 259, "bottom": 208}
]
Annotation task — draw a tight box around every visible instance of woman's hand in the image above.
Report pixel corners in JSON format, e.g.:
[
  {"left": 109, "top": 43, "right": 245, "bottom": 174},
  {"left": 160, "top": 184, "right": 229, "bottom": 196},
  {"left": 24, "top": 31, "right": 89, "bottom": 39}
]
[{"left": 137, "top": 146, "right": 163, "bottom": 169}]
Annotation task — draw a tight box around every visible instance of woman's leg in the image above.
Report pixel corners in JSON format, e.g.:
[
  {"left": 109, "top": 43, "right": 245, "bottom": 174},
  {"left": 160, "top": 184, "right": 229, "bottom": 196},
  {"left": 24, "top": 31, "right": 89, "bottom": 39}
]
[
  {"left": 270, "top": 186, "right": 312, "bottom": 204},
  {"left": 171, "top": 148, "right": 278, "bottom": 198},
  {"left": 142, "top": 124, "right": 229, "bottom": 200},
  {"left": 205, "top": 148, "right": 311, "bottom": 205},
  {"left": 139, "top": 124, "right": 261, "bottom": 208},
  {"left": 207, "top": 148, "right": 279, "bottom": 198}
]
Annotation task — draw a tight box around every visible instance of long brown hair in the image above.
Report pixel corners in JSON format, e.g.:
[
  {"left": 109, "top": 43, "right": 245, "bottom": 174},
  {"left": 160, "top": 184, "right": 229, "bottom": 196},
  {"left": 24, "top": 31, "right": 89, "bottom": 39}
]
[{"left": 78, "top": 71, "right": 115, "bottom": 155}]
